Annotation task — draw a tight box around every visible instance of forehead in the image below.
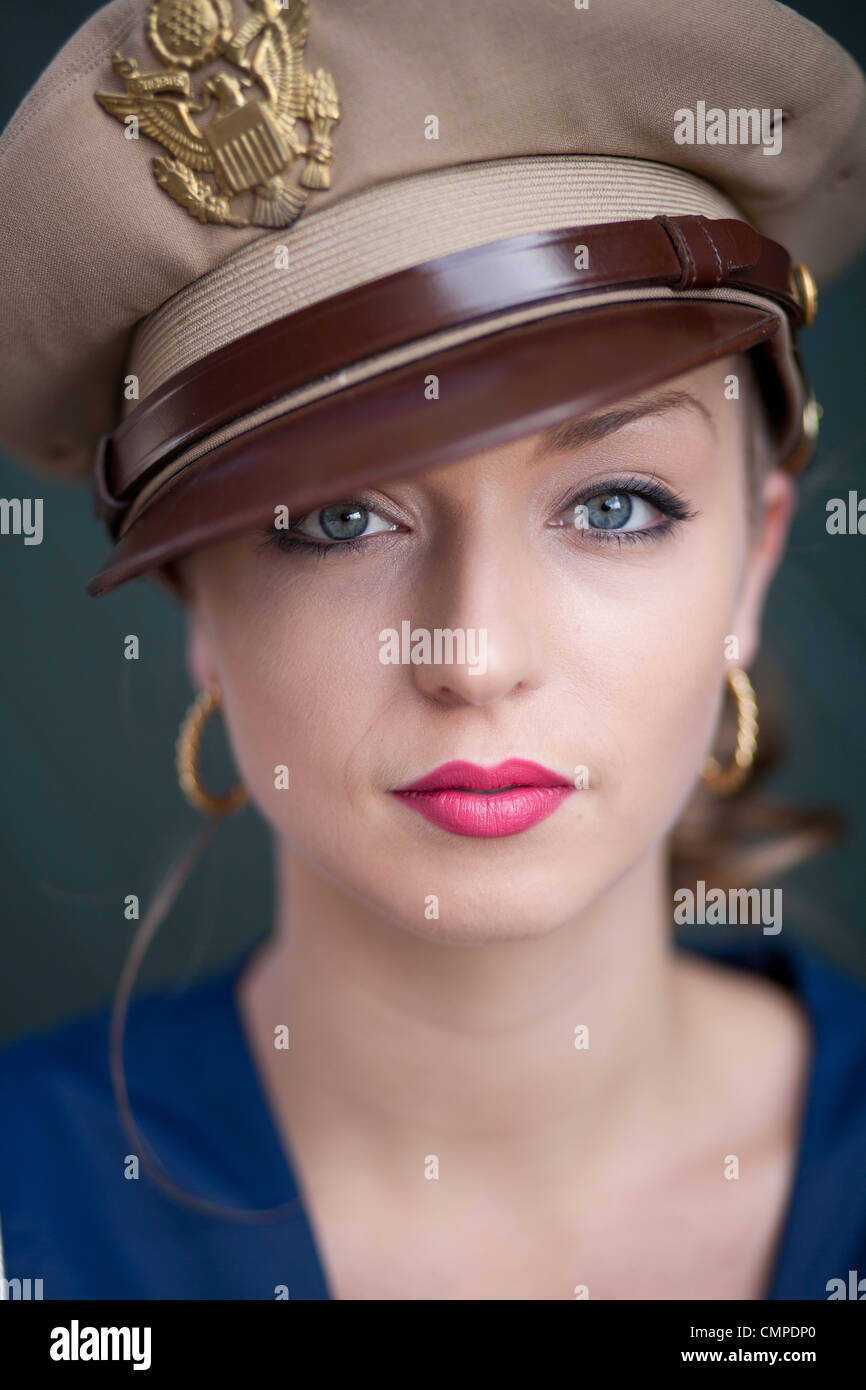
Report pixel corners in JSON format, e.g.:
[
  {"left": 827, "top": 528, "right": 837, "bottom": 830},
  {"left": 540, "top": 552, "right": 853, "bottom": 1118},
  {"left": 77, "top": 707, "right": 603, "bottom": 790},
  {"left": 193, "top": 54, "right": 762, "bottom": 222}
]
[
  {"left": 535, "top": 388, "right": 716, "bottom": 460},
  {"left": 380, "top": 372, "right": 742, "bottom": 512},
  {"left": 531, "top": 353, "right": 742, "bottom": 459}
]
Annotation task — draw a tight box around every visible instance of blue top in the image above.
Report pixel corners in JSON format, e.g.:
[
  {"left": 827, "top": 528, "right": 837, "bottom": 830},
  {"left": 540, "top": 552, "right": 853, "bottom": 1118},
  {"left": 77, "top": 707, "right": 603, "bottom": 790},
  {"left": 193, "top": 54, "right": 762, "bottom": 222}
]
[{"left": 1, "top": 931, "right": 865, "bottom": 1301}]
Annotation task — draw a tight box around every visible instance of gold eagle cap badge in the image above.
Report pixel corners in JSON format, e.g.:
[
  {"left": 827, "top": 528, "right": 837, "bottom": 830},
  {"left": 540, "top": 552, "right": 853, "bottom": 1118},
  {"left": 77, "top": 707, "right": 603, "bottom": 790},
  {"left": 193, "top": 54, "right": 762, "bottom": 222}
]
[{"left": 94, "top": 0, "right": 340, "bottom": 230}]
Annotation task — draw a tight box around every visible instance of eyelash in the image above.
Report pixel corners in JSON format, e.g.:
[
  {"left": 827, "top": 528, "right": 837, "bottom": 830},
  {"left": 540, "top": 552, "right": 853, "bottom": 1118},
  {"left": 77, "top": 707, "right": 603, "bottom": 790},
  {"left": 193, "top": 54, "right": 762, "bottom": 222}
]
[
  {"left": 559, "top": 474, "right": 696, "bottom": 548},
  {"left": 256, "top": 493, "right": 389, "bottom": 560},
  {"left": 257, "top": 477, "right": 696, "bottom": 559}
]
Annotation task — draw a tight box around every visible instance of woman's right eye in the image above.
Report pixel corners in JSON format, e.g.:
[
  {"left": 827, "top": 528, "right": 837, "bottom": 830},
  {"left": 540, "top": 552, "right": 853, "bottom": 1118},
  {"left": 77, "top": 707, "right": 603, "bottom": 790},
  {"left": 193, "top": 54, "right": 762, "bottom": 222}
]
[
  {"left": 294, "top": 503, "right": 398, "bottom": 544},
  {"left": 259, "top": 500, "right": 399, "bottom": 557}
]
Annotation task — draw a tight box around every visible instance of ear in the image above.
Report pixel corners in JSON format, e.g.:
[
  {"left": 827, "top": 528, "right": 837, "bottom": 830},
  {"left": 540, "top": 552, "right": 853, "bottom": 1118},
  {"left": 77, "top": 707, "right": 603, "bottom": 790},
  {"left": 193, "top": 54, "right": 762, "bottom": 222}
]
[{"left": 731, "top": 467, "right": 798, "bottom": 668}]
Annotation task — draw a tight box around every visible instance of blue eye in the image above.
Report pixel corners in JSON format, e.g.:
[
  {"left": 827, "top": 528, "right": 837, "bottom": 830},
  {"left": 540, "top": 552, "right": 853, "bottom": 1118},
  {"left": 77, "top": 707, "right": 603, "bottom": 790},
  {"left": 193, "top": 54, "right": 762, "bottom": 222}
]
[
  {"left": 258, "top": 478, "right": 695, "bottom": 560},
  {"left": 575, "top": 491, "right": 661, "bottom": 532},
  {"left": 259, "top": 500, "right": 399, "bottom": 556},
  {"left": 559, "top": 477, "right": 694, "bottom": 542},
  {"left": 297, "top": 503, "right": 397, "bottom": 543}
]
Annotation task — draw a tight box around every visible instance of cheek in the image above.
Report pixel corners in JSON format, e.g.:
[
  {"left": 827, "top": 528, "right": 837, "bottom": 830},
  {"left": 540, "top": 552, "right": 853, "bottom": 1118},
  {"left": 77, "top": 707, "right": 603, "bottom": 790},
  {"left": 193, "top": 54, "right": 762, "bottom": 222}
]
[
  {"left": 553, "top": 527, "right": 746, "bottom": 838},
  {"left": 200, "top": 571, "right": 388, "bottom": 839}
]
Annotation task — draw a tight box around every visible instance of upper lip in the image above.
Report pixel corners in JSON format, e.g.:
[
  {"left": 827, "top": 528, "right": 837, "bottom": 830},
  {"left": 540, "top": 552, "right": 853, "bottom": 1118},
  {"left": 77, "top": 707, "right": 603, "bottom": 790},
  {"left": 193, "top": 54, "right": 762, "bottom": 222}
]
[{"left": 395, "top": 758, "right": 571, "bottom": 792}]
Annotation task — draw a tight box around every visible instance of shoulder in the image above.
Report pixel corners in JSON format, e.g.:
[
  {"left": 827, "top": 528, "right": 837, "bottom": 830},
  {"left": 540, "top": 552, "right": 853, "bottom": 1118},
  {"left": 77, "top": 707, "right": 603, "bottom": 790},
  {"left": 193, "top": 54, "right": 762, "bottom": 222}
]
[
  {"left": 678, "top": 931, "right": 866, "bottom": 1120},
  {"left": 0, "top": 954, "right": 331, "bottom": 1300},
  {"left": 0, "top": 999, "right": 122, "bottom": 1296},
  {"left": 0, "top": 960, "right": 250, "bottom": 1169},
  {"left": 0, "top": 975, "right": 192, "bottom": 1202},
  {"left": 678, "top": 929, "right": 866, "bottom": 1140},
  {"left": 0, "top": 959, "right": 255, "bottom": 1296},
  {"left": 0, "top": 1003, "right": 114, "bottom": 1162},
  {"left": 677, "top": 929, "right": 866, "bottom": 1296},
  {"left": 0, "top": 963, "right": 236, "bottom": 1118},
  {"left": 676, "top": 928, "right": 866, "bottom": 1052}
]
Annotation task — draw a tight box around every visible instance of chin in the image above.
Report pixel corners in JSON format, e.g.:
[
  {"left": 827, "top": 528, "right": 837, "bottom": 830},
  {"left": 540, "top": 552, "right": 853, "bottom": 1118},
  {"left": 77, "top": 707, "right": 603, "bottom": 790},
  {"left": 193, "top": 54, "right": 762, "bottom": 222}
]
[{"left": 363, "top": 869, "right": 598, "bottom": 947}]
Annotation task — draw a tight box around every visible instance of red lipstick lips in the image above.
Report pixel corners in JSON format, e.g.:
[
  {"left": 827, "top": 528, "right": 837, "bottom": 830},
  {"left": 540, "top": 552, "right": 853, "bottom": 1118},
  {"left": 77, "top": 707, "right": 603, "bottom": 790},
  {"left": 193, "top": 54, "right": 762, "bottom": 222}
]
[{"left": 392, "top": 758, "right": 575, "bottom": 838}]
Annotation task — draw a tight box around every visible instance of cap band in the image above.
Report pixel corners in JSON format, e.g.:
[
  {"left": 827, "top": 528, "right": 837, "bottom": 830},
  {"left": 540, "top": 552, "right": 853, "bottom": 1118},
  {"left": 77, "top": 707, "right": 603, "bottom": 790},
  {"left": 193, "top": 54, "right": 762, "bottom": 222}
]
[
  {"left": 129, "top": 155, "right": 747, "bottom": 400},
  {"left": 96, "top": 212, "right": 805, "bottom": 535}
]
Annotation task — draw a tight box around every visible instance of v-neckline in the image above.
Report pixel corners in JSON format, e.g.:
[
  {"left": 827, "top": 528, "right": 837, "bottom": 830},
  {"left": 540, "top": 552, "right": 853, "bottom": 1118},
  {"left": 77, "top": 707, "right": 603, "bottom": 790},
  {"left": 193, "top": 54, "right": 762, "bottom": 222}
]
[{"left": 219, "top": 932, "right": 823, "bottom": 1302}]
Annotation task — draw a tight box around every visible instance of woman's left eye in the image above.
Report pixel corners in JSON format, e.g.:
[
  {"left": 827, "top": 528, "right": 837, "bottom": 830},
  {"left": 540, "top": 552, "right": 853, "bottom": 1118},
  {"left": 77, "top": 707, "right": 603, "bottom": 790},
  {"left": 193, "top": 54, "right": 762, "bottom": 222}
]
[
  {"left": 572, "top": 490, "right": 662, "bottom": 532},
  {"left": 552, "top": 481, "right": 690, "bottom": 540}
]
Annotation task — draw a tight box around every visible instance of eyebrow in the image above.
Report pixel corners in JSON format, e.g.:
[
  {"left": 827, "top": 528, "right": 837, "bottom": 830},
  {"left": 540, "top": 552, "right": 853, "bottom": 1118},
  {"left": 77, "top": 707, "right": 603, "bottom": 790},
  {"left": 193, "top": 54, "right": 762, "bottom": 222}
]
[{"left": 536, "top": 390, "right": 717, "bottom": 456}]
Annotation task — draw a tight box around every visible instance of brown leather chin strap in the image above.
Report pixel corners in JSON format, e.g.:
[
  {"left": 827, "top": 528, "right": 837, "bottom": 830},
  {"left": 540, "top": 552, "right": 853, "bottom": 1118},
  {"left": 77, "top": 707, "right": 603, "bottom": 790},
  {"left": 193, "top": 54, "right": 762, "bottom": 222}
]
[{"left": 93, "top": 213, "right": 808, "bottom": 537}]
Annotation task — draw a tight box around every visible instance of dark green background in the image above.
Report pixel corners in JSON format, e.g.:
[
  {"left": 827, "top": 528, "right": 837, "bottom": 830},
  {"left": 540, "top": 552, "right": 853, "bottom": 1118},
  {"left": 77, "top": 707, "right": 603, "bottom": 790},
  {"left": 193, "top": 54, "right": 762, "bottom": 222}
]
[{"left": 1, "top": 1, "right": 865, "bottom": 1045}]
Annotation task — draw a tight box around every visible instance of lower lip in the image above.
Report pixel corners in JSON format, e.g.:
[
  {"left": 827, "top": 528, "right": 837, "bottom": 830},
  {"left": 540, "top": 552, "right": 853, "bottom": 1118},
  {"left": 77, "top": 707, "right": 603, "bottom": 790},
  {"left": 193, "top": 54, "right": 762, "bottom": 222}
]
[{"left": 391, "top": 785, "right": 574, "bottom": 838}]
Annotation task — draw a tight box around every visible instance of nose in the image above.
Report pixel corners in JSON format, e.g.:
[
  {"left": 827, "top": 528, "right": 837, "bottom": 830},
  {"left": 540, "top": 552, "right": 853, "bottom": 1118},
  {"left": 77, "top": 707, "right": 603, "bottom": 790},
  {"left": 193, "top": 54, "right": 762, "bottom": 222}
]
[{"left": 407, "top": 517, "right": 544, "bottom": 709}]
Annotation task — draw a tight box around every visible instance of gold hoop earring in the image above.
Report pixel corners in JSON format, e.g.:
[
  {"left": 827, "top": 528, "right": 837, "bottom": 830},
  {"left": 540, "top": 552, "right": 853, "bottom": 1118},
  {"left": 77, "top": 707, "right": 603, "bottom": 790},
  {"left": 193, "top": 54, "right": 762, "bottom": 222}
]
[
  {"left": 700, "top": 667, "right": 758, "bottom": 796},
  {"left": 175, "top": 682, "right": 248, "bottom": 817}
]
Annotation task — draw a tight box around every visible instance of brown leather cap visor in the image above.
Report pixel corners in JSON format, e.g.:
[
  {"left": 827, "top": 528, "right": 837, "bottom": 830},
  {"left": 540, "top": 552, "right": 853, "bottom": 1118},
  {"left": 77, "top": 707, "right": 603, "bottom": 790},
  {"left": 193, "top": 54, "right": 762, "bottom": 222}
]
[{"left": 86, "top": 215, "right": 812, "bottom": 596}]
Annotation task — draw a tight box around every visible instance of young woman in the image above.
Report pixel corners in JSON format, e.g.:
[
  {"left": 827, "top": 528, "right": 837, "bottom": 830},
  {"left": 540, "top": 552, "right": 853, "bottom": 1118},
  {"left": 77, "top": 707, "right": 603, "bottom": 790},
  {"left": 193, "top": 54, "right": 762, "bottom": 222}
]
[{"left": 0, "top": 0, "right": 864, "bottom": 1302}]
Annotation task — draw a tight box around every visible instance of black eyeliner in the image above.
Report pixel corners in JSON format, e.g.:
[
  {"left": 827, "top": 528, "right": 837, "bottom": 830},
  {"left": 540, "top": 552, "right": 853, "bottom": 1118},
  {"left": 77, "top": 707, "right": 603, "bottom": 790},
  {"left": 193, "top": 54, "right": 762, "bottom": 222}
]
[
  {"left": 559, "top": 474, "right": 697, "bottom": 523},
  {"left": 258, "top": 476, "right": 698, "bottom": 558}
]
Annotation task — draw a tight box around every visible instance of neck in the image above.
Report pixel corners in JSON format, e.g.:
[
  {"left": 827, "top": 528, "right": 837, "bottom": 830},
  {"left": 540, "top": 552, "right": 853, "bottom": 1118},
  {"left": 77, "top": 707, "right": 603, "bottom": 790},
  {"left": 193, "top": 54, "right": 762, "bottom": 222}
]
[{"left": 237, "top": 841, "right": 692, "bottom": 1182}]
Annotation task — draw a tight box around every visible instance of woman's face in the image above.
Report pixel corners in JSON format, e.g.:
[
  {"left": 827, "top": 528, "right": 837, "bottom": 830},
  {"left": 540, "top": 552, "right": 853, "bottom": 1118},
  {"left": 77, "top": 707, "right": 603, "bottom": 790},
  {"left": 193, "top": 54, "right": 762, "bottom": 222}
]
[{"left": 183, "top": 354, "right": 795, "bottom": 942}]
